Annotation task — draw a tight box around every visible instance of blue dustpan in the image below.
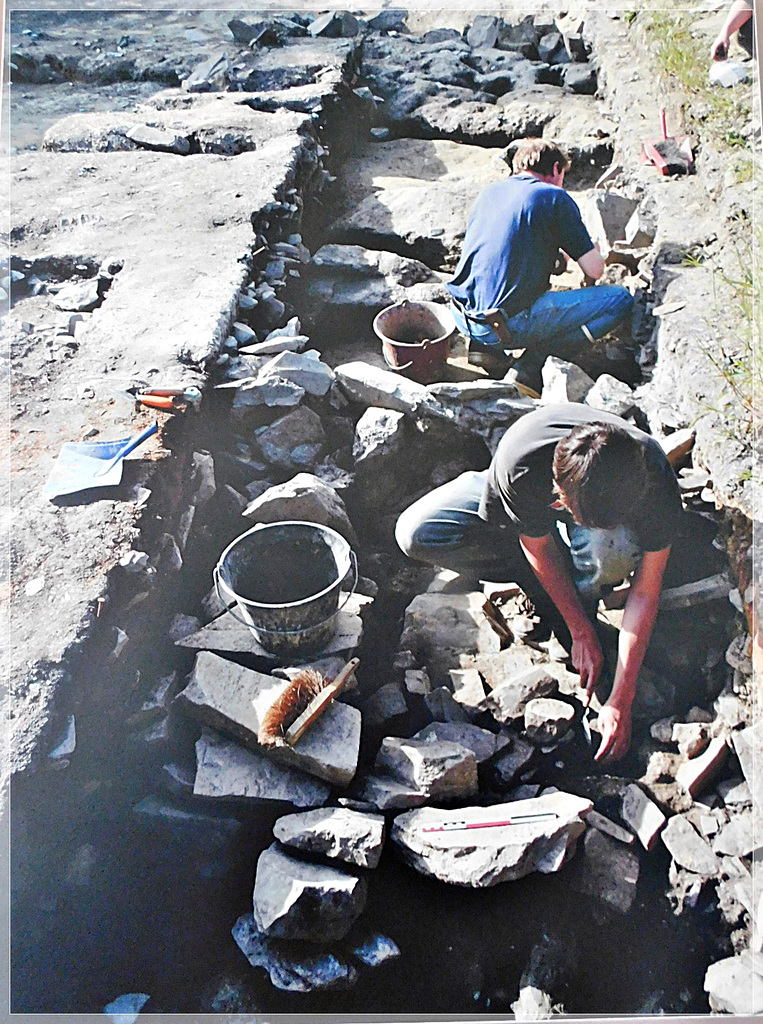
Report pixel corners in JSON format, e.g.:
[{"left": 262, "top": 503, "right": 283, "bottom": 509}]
[{"left": 43, "top": 422, "right": 158, "bottom": 500}]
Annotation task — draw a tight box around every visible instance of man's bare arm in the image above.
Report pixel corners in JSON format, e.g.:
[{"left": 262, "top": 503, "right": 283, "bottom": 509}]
[
  {"left": 577, "top": 246, "right": 605, "bottom": 281},
  {"left": 519, "top": 533, "right": 603, "bottom": 692},
  {"left": 595, "top": 546, "right": 671, "bottom": 763}
]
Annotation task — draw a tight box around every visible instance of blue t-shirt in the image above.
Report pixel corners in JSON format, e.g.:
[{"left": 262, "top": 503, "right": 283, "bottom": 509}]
[{"left": 447, "top": 175, "right": 594, "bottom": 318}]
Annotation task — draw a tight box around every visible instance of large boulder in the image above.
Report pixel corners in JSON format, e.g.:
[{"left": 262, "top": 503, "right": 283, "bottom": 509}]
[
  {"left": 253, "top": 843, "right": 368, "bottom": 941},
  {"left": 273, "top": 807, "right": 386, "bottom": 868},
  {"left": 241, "top": 472, "right": 358, "bottom": 547},
  {"left": 391, "top": 792, "right": 592, "bottom": 886}
]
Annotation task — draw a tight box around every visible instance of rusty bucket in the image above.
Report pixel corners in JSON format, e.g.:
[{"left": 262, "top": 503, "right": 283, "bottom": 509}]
[{"left": 373, "top": 300, "right": 455, "bottom": 384}]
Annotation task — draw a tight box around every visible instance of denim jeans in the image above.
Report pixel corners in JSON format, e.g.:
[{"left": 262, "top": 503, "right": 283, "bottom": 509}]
[
  {"left": 395, "top": 469, "right": 642, "bottom": 600},
  {"left": 451, "top": 285, "right": 634, "bottom": 356}
]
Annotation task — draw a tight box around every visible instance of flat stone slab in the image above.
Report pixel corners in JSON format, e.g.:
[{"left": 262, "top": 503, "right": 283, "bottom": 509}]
[
  {"left": 273, "top": 807, "right": 386, "bottom": 868},
  {"left": 232, "top": 913, "right": 357, "bottom": 992},
  {"left": 374, "top": 736, "right": 478, "bottom": 800},
  {"left": 662, "top": 815, "right": 720, "bottom": 877},
  {"left": 391, "top": 792, "right": 592, "bottom": 887},
  {"left": 675, "top": 736, "right": 729, "bottom": 798},
  {"left": 358, "top": 774, "right": 432, "bottom": 812},
  {"left": 175, "top": 651, "right": 361, "bottom": 786},
  {"left": 176, "top": 591, "right": 370, "bottom": 662},
  {"left": 194, "top": 728, "right": 330, "bottom": 807},
  {"left": 253, "top": 843, "right": 367, "bottom": 941},
  {"left": 621, "top": 783, "right": 666, "bottom": 851},
  {"left": 414, "top": 722, "right": 510, "bottom": 764}
]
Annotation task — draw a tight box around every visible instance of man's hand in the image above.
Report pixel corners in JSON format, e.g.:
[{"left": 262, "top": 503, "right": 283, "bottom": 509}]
[
  {"left": 571, "top": 625, "right": 603, "bottom": 698},
  {"left": 711, "top": 33, "right": 730, "bottom": 60},
  {"left": 594, "top": 702, "right": 632, "bottom": 763}
]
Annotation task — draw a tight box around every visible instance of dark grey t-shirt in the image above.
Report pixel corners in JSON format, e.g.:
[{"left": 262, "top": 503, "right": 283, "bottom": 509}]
[{"left": 481, "top": 404, "right": 681, "bottom": 551}]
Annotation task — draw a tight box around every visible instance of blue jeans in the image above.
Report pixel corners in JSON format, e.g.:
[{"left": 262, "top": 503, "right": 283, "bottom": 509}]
[
  {"left": 395, "top": 470, "right": 642, "bottom": 601},
  {"left": 451, "top": 285, "right": 634, "bottom": 356}
]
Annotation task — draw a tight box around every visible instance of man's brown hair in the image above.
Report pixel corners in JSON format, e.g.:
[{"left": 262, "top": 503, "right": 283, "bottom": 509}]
[
  {"left": 552, "top": 421, "right": 649, "bottom": 529},
  {"left": 512, "top": 138, "right": 571, "bottom": 178}
]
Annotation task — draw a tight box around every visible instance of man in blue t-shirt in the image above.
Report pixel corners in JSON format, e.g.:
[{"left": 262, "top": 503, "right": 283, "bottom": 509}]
[{"left": 447, "top": 138, "right": 633, "bottom": 396}]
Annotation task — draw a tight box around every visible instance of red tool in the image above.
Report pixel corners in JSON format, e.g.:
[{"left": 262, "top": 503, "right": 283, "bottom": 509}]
[
  {"left": 641, "top": 109, "right": 693, "bottom": 176},
  {"left": 132, "top": 386, "right": 202, "bottom": 410},
  {"left": 421, "top": 812, "right": 559, "bottom": 833}
]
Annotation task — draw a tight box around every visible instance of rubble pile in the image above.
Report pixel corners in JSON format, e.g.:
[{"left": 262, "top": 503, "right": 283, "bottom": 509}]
[{"left": 8, "top": 6, "right": 758, "bottom": 1016}]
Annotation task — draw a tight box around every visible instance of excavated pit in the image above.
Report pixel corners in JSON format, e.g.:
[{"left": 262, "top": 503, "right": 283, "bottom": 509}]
[{"left": 9, "top": 8, "right": 757, "bottom": 1017}]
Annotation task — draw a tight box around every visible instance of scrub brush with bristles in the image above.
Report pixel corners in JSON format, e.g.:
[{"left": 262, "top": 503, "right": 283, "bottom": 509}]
[{"left": 257, "top": 658, "right": 359, "bottom": 748}]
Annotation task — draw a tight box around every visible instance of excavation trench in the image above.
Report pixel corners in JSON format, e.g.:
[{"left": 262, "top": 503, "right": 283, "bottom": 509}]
[{"left": 9, "top": 9, "right": 755, "bottom": 1018}]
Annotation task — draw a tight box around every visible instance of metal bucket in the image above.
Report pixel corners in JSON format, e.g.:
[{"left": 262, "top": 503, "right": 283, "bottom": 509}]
[
  {"left": 213, "top": 520, "right": 357, "bottom": 658},
  {"left": 373, "top": 299, "right": 455, "bottom": 384}
]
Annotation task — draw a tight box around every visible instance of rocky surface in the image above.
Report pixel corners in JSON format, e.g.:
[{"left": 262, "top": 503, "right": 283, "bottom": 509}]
[
  {"left": 253, "top": 842, "right": 368, "bottom": 942},
  {"left": 391, "top": 792, "right": 592, "bottom": 886}
]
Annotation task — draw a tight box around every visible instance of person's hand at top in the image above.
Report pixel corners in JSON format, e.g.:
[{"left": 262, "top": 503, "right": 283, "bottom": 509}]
[{"left": 711, "top": 31, "right": 730, "bottom": 60}]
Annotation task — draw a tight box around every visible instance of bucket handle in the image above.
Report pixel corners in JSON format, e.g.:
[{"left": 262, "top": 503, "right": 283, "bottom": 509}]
[
  {"left": 213, "top": 549, "right": 359, "bottom": 637},
  {"left": 382, "top": 347, "right": 414, "bottom": 372}
]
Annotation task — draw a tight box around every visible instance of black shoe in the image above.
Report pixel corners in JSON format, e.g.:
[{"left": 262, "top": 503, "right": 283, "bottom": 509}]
[
  {"left": 468, "top": 341, "right": 514, "bottom": 379},
  {"left": 504, "top": 358, "right": 542, "bottom": 399}
]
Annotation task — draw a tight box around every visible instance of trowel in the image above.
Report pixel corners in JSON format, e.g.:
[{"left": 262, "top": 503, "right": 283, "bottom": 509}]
[{"left": 43, "top": 422, "right": 158, "bottom": 500}]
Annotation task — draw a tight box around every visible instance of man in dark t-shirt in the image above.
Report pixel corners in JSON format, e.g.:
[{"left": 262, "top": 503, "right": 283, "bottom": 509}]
[
  {"left": 396, "top": 405, "right": 683, "bottom": 764},
  {"left": 447, "top": 139, "right": 633, "bottom": 394}
]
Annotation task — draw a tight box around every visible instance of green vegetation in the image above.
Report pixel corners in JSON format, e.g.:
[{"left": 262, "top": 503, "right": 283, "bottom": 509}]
[{"left": 641, "top": 10, "right": 753, "bottom": 165}]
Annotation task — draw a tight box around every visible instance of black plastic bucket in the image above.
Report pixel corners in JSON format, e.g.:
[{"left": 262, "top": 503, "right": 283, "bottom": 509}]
[{"left": 213, "top": 520, "right": 357, "bottom": 658}]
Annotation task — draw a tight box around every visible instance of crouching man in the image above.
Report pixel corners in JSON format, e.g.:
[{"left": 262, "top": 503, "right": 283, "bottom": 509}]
[{"left": 395, "top": 404, "right": 682, "bottom": 763}]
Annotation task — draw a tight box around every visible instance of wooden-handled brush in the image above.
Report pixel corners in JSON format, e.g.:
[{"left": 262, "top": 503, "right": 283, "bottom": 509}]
[{"left": 257, "top": 658, "right": 360, "bottom": 748}]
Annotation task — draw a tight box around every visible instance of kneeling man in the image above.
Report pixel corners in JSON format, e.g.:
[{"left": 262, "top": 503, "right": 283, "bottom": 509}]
[{"left": 396, "top": 404, "right": 682, "bottom": 763}]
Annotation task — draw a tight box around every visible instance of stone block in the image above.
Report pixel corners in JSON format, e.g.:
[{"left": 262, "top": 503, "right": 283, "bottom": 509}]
[
  {"left": 358, "top": 774, "right": 431, "bottom": 811},
  {"left": 255, "top": 405, "right": 326, "bottom": 469},
  {"left": 523, "top": 697, "right": 575, "bottom": 745},
  {"left": 175, "top": 651, "right": 361, "bottom": 787},
  {"left": 365, "top": 683, "right": 408, "bottom": 726},
  {"left": 540, "top": 357, "right": 594, "bottom": 404},
  {"left": 374, "top": 736, "right": 478, "bottom": 800},
  {"left": 676, "top": 736, "right": 729, "bottom": 797},
  {"left": 576, "top": 192, "right": 639, "bottom": 258},
  {"left": 662, "top": 815, "right": 720, "bottom": 877},
  {"left": 483, "top": 665, "right": 559, "bottom": 723},
  {"left": 659, "top": 572, "right": 731, "bottom": 610},
  {"left": 125, "top": 123, "right": 191, "bottom": 154},
  {"left": 712, "top": 814, "right": 754, "bottom": 858},
  {"left": 562, "top": 64, "right": 597, "bottom": 94},
  {"left": 194, "top": 728, "right": 330, "bottom": 807},
  {"left": 621, "top": 783, "right": 666, "bottom": 850},
  {"left": 625, "top": 205, "right": 657, "bottom": 248},
  {"left": 335, "top": 361, "right": 440, "bottom": 417},
  {"left": 566, "top": 826, "right": 640, "bottom": 914},
  {"left": 586, "top": 808, "right": 635, "bottom": 845},
  {"left": 732, "top": 722, "right": 763, "bottom": 808},
  {"left": 241, "top": 472, "right": 357, "bottom": 547},
  {"left": 259, "top": 349, "right": 334, "bottom": 396},
  {"left": 448, "top": 668, "right": 486, "bottom": 708},
  {"left": 492, "top": 732, "right": 536, "bottom": 787},
  {"left": 467, "top": 15, "right": 500, "bottom": 49},
  {"left": 414, "top": 721, "right": 509, "bottom": 764},
  {"left": 671, "top": 722, "right": 709, "bottom": 759},
  {"left": 404, "top": 668, "right": 431, "bottom": 694},
  {"left": 273, "top": 807, "right": 386, "bottom": 868},
  {"left": 254, "top": 843, "right": 367, "bottom": 942},
  {"left": 424, "top": 686, "right": 472, "bottom": 723},
  {"left": 232, "top": 913, "right": 357, "bottom": 992},
  {"left": 584, "top": 374, "right": 636, "bottom": 417},
  {"left": 391, "top": 791, "right": 592, "bottom": 886},
  {"left": 704, "top": 952, "right": 763, "bottom": 1015}
]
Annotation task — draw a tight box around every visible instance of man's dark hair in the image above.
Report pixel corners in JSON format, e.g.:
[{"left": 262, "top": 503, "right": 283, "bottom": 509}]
[
  {"left": 512, "top": 138, "right": 572, "bottom": 178},
  {"left": 552, "top": 422, "right": 650, "bottom": 529}
]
